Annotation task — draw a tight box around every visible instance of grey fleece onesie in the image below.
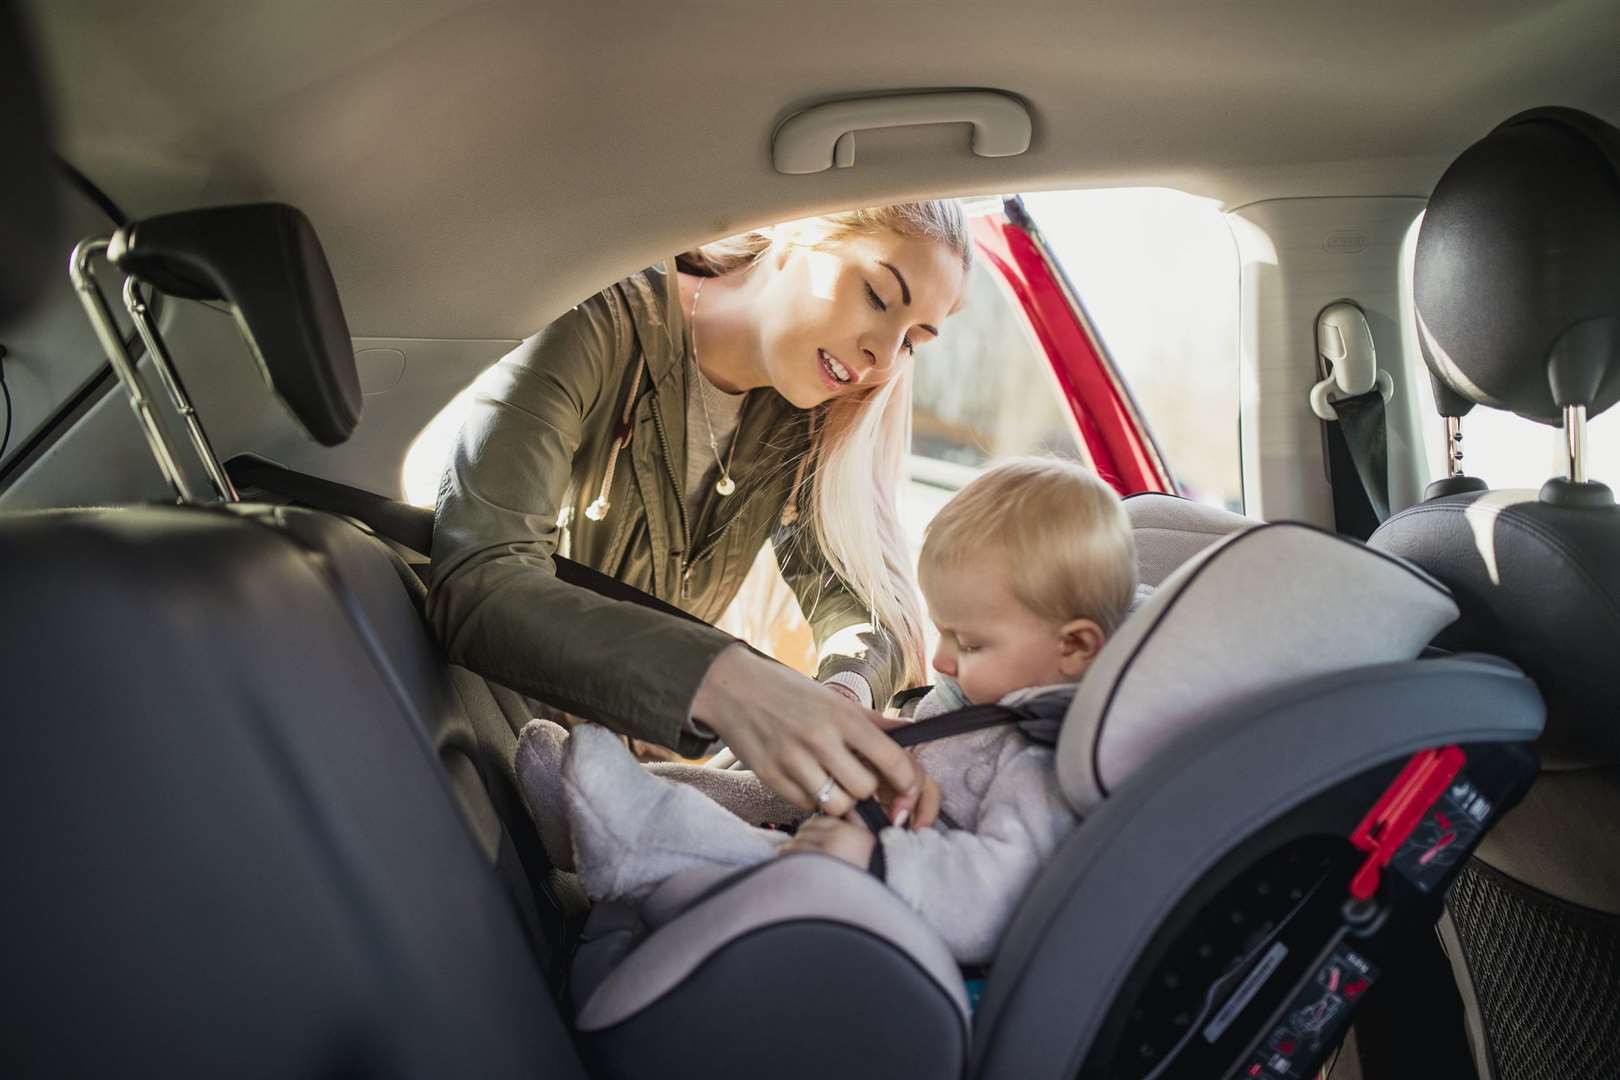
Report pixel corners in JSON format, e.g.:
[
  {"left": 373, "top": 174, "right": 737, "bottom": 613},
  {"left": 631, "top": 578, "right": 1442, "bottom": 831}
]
[{"left": 521, "top": 676, "right": 1080, "bottom": 967}]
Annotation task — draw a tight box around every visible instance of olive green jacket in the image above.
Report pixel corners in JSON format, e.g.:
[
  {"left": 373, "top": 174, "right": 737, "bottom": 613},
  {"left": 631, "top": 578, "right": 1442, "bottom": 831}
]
[{"left": 428, "top": 262, "right": 902, "bottom": 754}]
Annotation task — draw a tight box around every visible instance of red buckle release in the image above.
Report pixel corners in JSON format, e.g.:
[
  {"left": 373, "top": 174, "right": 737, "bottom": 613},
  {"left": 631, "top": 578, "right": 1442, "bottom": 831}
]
[{"left": 1346, "top": 746, "right": 1466, "bottom": 901}]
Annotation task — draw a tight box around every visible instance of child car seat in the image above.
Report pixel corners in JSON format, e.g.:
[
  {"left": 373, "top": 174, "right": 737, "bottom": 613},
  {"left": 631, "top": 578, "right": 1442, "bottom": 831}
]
[{"left": 568, "top": 508, "right": 1542, "bottom": 1080}]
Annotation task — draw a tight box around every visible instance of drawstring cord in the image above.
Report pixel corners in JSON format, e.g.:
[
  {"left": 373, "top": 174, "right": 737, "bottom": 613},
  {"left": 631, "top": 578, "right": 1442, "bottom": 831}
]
[{"left": 585, "top": 354, "right": 646, "bottom": 522}]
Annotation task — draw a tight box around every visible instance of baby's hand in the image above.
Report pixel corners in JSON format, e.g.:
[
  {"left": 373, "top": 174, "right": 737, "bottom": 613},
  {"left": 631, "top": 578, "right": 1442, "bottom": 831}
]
[{"left": 780, "top": 814, "right": 876, "bottom": 868}]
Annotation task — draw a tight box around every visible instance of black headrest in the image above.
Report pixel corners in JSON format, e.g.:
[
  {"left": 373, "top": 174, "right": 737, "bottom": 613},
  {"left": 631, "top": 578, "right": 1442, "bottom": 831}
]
[
  {"left": 1415, "top": 107, "right": 1620, "bottom": 424},
  {"left": 109, "top": 203, "right": 362, "bottom": 446},
  {"left": 0, "top": 3, "right": 62, "bottom": 322}
]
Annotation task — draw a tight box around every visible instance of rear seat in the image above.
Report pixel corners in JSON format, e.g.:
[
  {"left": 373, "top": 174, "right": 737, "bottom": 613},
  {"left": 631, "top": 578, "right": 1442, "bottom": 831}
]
[
  {"left": 6, "top": 192, "right": 1551, "bottom": 1080},
  {"left": 2, "top": 204, "right": 587, "bottom": 1074}
]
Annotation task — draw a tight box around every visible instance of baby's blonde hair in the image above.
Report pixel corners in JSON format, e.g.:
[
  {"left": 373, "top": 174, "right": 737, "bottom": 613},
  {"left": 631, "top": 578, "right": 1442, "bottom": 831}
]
[{"left": 919, "top": 458, "right": 1139, "bottom": 634}]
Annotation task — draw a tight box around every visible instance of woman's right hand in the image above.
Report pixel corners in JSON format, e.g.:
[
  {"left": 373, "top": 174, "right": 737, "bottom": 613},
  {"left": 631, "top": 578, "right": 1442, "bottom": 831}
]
[{"left": 692, "top": 644, "right": 923, "bottom": 821}]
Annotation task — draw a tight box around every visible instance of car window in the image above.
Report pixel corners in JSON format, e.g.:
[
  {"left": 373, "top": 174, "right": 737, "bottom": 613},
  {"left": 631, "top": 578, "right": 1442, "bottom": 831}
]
[
  {"left": 1413, "top": 377, "right": 1620, "bottom": 490},
  {"left": 1021, "top": 188, "right": 1243, "bottom": 513},
  {"left": 899, "top": 248, "right": 1088, "bottom": 559}
]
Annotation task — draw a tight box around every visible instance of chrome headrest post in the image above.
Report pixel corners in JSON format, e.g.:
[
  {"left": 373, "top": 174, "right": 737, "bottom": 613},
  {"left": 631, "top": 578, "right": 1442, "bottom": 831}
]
[
  {"left": 1565, "top": 404, "right": 1588, "bottom": 484},
  {"left": 68, "top": 237, "right": 196, "bottom": 503},
  {"left": 1445, "top": 416, "right": 1465, "bottom": 478},
  {"left": 121, "top": 277, "right": 238, "bottom": 502}
]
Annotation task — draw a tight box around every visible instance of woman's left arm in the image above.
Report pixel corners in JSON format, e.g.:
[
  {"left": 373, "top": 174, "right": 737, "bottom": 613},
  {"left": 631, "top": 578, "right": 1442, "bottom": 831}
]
[{"left": 772, "top": 523, "right": 905, "bottom": 710}]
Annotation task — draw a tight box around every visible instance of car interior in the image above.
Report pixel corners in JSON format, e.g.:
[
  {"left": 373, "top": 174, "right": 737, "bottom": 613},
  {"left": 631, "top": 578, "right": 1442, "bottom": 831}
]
[{"left": 2, "top": 3, "right": 1617, "bottom": 1078}]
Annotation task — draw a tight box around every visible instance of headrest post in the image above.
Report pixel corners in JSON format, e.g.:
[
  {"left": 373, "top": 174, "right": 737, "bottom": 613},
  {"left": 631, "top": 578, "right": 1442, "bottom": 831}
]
[
  {"left": 121, "top": 277, "right": 238, "bottom": 502},
  {"left": 1565, "top": 404, "right": 1588, "bottom": 484},
  {"left": 68, "top": 237, "right": 196, "bottom": 504},
  {"left": 1445, "top": 416, "right": 1465, "bottom": 478}
]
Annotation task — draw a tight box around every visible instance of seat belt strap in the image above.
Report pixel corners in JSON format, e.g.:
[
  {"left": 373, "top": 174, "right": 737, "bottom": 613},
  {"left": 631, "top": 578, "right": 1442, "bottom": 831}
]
[
  {"left": 850, "top": 704, "right": 1031, "bottom": 855},
  {"left": 1331, "top": 390, "right": 1391, "bottom": 521},
  {"left": 225, "top": 453, "right": 709, "bottom": 627}
]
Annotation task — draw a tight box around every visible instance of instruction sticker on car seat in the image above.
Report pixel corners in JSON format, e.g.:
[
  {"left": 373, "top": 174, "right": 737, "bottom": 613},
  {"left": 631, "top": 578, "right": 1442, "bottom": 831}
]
[
  {"left": 1237, "top": 944, "right": 1378, "bottom": 1078},
  {"left": 1390, "top": 774, "right": 1491, "bottom": 894}
]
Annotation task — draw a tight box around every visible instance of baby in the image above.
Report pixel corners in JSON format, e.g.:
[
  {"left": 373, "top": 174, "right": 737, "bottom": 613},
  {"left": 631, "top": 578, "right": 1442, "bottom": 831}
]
[{"left": 518, "top": 457, "right": 1138, "bottom": 965}]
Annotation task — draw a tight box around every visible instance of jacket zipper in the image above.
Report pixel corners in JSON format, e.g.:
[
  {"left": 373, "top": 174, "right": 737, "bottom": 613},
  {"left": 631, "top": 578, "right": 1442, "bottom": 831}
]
[{"left": 648, "top": 394, "right": 695, "bottom": 598}]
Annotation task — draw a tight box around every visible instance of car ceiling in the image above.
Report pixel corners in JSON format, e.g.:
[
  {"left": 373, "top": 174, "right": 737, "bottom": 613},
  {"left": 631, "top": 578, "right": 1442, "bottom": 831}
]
[{"left": 22, "top": 0, "right": 1620, "bottom": 340}]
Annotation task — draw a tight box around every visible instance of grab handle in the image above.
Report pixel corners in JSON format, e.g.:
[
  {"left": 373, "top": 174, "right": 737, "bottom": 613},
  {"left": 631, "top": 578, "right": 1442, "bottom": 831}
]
[{"left": 772, "top": 90, "right": 1032, "bottom": 174}]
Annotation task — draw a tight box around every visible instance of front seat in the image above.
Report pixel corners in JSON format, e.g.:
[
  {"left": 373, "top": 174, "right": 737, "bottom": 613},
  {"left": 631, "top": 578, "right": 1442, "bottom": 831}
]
[{"left": 1371, "top": 105, "right": 1620, "bottom": 1079}]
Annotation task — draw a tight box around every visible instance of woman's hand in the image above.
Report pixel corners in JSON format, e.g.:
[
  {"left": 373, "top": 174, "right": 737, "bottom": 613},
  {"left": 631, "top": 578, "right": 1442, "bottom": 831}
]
[
  {"left": 693, "top": 644, "right": 922, "bottom": 821},
  {"left": 779, "top": 814, "right": 876, "bottom": 868}
]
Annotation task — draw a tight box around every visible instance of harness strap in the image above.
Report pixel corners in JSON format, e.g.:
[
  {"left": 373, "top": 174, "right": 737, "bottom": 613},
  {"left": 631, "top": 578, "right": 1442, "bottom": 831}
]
[{"left": 849, "top": 703, "right": 1033, "bottom": 864}]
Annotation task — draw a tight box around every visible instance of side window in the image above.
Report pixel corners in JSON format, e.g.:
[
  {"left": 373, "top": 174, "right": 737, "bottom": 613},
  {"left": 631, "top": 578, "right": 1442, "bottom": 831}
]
[
  {"left": 1413, "top": 379, "right": 1620, "bottom": 489},
  {"left": 909, "top": 254, "right": 1086, "bottom": 469},
  {"left": 1021, "top": 189, "right": 1243, "bottom": 513},
  {"left": 902, "top": 248, "right": 1088, "bottom": 554}
]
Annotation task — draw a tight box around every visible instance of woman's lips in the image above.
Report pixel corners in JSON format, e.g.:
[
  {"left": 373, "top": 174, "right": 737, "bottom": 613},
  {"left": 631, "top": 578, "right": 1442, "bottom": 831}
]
[{"left": 817, "top": 348, "right": 854, "bottom": 390}]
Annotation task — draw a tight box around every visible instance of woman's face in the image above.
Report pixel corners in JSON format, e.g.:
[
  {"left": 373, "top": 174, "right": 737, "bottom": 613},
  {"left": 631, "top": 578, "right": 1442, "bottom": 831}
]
[{"left": 751, "top": 228, "right": 967, "bottom": 409}]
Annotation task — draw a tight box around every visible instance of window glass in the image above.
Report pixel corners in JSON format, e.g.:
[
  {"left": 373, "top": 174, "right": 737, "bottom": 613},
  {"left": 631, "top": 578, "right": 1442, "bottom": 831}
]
[
  {"left": 1020, "top": 189, "right": 1243, "bottom": 512},
  {"left": 901, "top": 248, "right": 1086, "bottom": 561},
  {"left": 909, "top": 253, "right": 1084, "bottom": 470}
]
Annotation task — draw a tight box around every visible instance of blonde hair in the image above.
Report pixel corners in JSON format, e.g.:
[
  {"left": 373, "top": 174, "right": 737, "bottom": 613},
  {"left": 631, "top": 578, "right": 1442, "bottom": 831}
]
[
  {"left": 919, "top": 458, "right": 1139, "bottom": 635},
  {"left": 681, "top": 202, "right": 971, "bottom": 688}
]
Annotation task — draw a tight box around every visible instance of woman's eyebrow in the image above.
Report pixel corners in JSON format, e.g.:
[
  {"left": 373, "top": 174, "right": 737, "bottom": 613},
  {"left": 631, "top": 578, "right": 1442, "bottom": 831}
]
[{"left": 878, "top": 261, "right": 911, "bottom": 305}]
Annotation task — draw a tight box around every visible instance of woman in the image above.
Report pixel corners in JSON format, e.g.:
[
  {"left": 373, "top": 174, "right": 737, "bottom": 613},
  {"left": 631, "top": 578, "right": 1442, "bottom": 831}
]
[{"left": 429, "top": 202, "right": 970, "bottom": 819}]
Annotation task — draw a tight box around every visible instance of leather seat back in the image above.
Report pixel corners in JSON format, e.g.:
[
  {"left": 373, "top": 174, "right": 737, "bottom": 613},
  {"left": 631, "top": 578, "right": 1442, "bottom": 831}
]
[
  {"left": 1371, "top": 106, "right": 1620, "bottom": 1080},
  {"left": 0, "top": 506, "right": 583, "bottom": 1077}
]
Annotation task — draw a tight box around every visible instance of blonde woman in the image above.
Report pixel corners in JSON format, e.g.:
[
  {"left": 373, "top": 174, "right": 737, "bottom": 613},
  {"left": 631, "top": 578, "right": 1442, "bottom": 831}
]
[{"left": 430, "top": 203, "right": 971, "bottom": 821}]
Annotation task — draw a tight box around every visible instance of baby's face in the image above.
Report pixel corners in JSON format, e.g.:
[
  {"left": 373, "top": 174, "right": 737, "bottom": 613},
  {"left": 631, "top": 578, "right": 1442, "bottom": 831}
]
[{"left": 925, "top": 567, "right": 1075, "bottom": 706}]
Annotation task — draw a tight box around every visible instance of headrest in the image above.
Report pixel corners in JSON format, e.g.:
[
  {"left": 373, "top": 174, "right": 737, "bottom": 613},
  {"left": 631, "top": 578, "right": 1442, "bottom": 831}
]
[
  {"left": 108, "top": 203, "right": 361, "bottom": 446},
  {"left": 1057, "top": 523, "right": 1458, "bottom": 814},
  {"left": 1415, "top": 107, "right": 1620, "bottom": 423},
  {"left": 1124, "top": 492, "right": 1253, "bottom": 587},
  {"left": 0, "top": 4, "right": 61, "bottom": 322}
]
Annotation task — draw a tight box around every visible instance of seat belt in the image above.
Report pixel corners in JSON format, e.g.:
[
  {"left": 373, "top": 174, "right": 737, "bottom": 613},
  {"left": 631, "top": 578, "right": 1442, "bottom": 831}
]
[
  {"left": 225, "top": 453, "right": 708, "bottom": 627},
  {"left": 1310, "top": 303, "right": 1394, "bottom": 530},
  {"left": 1331, "top": 390, "right": 1391, "bottom": 522},
  {"left": 849, "top": 698, "right": 1062, "bottom": 877}
]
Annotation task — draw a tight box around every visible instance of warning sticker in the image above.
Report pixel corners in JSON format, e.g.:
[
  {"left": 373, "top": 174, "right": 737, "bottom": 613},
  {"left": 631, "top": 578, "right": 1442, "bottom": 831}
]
[
  {"left": 1243, "top": 944, "right": 1379, "bottom": 1078},
  {"left": 1391, "top": 775, "right": 1490, "bottom": 893}
]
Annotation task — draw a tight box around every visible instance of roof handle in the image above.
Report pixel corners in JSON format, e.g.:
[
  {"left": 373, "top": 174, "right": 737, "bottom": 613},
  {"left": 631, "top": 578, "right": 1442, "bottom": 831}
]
[{"left": 771, "top": 90, "right": 1031, "bottom": 175}]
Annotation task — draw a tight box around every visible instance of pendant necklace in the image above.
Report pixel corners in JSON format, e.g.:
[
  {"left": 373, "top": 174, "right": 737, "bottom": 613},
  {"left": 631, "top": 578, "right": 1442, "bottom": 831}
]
[{"left": 690, "top": 277, "right": 740, "bottom": 497}]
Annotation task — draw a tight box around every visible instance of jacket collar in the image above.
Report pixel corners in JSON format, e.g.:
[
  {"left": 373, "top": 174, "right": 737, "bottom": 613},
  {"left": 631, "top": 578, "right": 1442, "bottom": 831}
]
[{"left": 619, "top": 260, "right": 686, "bottom": 391}]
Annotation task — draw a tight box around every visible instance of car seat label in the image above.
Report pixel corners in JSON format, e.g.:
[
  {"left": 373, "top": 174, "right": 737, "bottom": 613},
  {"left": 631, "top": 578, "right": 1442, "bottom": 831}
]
[
  {"left": 1390, "top": 773, "right": 1490, "bottom": 893},
  {"left": 1238, "top": 943, "right": 1378, "bottom": 1078}
]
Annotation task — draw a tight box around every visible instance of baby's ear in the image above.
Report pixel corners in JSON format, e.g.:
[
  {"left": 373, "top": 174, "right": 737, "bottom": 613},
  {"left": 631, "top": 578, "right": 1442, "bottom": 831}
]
[{"left": 1057, "top": 618, "right": 1106, "bottom": 678}]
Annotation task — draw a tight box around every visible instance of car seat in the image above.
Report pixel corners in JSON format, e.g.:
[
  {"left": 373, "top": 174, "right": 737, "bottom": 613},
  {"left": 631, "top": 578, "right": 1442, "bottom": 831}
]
[
  {"left": 2, "top": 202, "right": 588, "bottom": 1073},
  {"left": 1371, "top": 105, "right": 1620, "bottom": 1080},
  {"left": 567, "top": 501, "right": 1543, "bottom": 1080}
]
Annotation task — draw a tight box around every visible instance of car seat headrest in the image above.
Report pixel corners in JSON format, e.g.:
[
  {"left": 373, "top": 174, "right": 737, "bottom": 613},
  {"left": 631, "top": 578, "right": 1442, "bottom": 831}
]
[
  {"left": 1123, "top": 492, "right": 1253, "bottom": 587},
  {"left": 1415, "top": 106, "right": 1620, "bottom": 425},
  {"left": 109, "top": 203, "right": 361, "bottom": 446},
  {"left": 1058, "top": 523, "right": 1459, "bottom": 815}
]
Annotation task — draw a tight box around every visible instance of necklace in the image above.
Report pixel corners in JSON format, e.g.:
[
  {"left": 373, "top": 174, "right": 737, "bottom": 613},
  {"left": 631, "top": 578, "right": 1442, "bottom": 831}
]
[{"left": 690, "top": 277, "right": 740, "bottom": 497}]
